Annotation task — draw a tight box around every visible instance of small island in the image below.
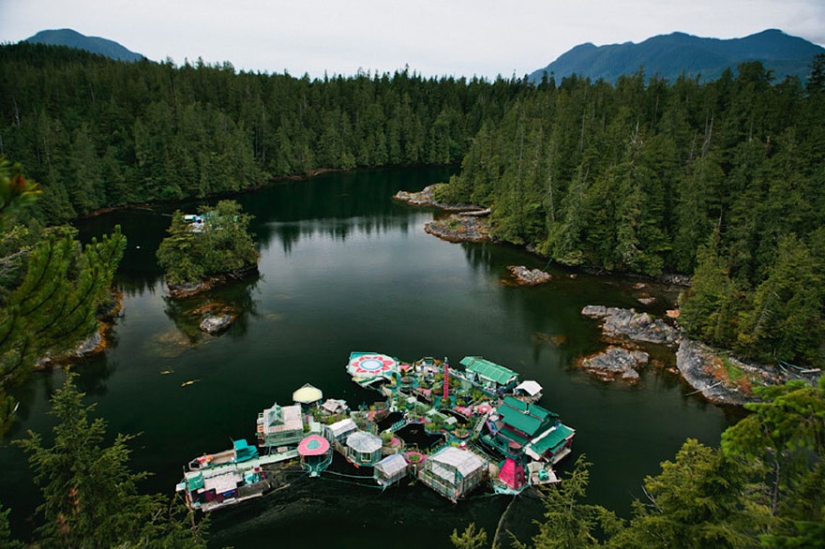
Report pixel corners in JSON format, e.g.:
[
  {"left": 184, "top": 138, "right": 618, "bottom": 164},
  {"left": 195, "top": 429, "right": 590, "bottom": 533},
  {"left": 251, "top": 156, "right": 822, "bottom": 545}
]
[{"left": 157, "top": 200, "right": 259, "bottom": 300}]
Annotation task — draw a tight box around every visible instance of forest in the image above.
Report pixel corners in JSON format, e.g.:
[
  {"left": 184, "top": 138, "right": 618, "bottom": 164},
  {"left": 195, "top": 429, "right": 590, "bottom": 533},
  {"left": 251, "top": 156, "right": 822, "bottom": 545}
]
[
  {"left": 0, "top": 42, "right": 823, "bottom": 548},
  {"left": 2, "top": 43, "right": 822, "bottom": 368}
]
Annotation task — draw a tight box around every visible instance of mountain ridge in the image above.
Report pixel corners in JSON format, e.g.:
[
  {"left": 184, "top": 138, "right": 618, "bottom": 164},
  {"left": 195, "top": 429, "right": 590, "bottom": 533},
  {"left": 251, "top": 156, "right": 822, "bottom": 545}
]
[
  {"left": 23, "top": 28, "right": 145, "bottom": 62},
  {"left": 530, "top": 29, "right": 825, "bottom": 83}
]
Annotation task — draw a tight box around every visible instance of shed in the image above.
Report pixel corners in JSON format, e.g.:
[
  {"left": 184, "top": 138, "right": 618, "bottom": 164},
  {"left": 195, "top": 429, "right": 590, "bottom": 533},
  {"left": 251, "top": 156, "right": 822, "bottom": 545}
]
[
  {"left": 345, "top": 430, "right": 383, "bottom": 467},
  {"left": 513, "top": 380, "right": 543, "bottom": 401},
  {"left": 321, "top": 398, "right": 348, "bottom": 415},
  {"left": 419, "top": 446, "right": 487, "bottom": 502},
  {"left": 326, "top": 418, "right": 357, "bottom": 442},
  {"left": 374, "top": 453, "right": 408, "bottom": 487}
]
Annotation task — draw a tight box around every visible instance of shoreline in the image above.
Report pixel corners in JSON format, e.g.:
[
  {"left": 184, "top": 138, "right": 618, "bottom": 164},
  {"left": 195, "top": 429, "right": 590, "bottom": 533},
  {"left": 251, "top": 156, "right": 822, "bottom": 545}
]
[{"left": 394, "top": 186, "right": 819, "bottom": 408}]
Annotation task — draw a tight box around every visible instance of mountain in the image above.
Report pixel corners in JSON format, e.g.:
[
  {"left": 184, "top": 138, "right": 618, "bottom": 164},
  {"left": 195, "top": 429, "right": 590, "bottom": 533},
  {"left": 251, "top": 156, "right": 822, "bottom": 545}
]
[
  {"left": 24, "top": 29, "right": 145, "bottom": 62},
  {"left": 529, "top": 29, "right": 825, "bottom": 84}
]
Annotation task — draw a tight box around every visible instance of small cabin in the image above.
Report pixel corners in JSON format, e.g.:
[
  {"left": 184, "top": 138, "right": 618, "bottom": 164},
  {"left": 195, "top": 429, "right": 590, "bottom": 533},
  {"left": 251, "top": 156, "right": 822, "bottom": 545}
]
[
  {"left": 513, "top": 380, "right": 543, "bottom": 403},
  {"left": 345, "top": 430, "right": 383, "bottom": 467},
  {"left": 326, "top": 417, "right": 358, "bottom": 445},
  {"left": 374, "top": 453, "right": 408, "bottom": 487},
  {"left": 418, "top": 446, "right": 487, "bottom": 502},
  {"left": 257, "top": 403, "right": 304, "bottom": 448}
]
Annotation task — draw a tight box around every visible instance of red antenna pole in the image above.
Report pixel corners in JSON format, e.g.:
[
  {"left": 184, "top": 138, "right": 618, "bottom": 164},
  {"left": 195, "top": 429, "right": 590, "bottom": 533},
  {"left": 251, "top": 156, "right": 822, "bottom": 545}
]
[{"left": 443, "top": 357, "right": 450, "bottom": 401}]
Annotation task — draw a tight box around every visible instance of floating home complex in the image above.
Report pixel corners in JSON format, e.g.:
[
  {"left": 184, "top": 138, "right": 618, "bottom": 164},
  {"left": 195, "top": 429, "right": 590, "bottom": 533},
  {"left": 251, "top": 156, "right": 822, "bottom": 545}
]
[{"left": 176, "top": 352, "right": 575, "bottom": 510}]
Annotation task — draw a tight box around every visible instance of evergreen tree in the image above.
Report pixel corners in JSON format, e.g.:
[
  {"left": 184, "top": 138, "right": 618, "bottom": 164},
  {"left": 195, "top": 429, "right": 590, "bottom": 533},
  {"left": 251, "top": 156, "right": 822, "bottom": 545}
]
[
  {"left": 610, "top": 439, "right": 768, "bottom": 548},
  {"left": 157, "top": 200, "right": 258, "bottom": 286},
  {"left": 14, "top": 372, "right": 208, "bottom": 548}
]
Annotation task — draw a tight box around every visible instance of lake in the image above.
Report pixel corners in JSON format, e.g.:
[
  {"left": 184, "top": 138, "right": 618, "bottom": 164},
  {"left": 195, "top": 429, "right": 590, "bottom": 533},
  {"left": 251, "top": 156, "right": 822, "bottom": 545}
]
[{"left": 0, "top": 166, "right": 736, "bottom": 548}]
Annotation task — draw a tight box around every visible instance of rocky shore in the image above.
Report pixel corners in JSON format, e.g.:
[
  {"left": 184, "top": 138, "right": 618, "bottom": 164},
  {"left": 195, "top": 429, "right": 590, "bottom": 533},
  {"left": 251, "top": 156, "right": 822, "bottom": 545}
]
[
  {"left": 676, "top": 338, "right": 787, "bottom": 406},
  {"left": 580, "top": 346, "right": 650, "bottom": 383},
  {"left": 577, "top": 305, "right": 812, "bottom": 406},
  {"left": 581, "top": 305, "right": 679, "bottom": 346},
  {"left": 392, "top": 183, "right": 487, "bottom": 212},
  {"left": 505, "top": 266, "right": 552, "bottom": 286},
  {"left": 423, "top": 214, "right": 491, "bottom": 243},
  {"left": 167, "top": 265, "right": 259, "bottom": 299}
]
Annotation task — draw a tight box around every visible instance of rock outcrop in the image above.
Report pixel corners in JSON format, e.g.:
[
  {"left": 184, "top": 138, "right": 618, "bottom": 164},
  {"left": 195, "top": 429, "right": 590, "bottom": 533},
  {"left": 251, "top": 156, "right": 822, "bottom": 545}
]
[
  {"left": 579, "top": 346, "right": 649, "bottom": 383},
  {"left": 423, "top": 214, "right": 490, "bottom": 243},
  {"left": 393, "top": 184, "right": 485, "bottom": 211},
  {"left": 581, "top": 305, "right": 679, "bottom": 345},
  {"left": 506, "top": 266, "right": 552, "bottom": 286},
  {"left": 676, "top": 339, "right": 785, "bottom": 406},
  {"left": 199, "top": 314, "right": 236, "bottom": 334}
]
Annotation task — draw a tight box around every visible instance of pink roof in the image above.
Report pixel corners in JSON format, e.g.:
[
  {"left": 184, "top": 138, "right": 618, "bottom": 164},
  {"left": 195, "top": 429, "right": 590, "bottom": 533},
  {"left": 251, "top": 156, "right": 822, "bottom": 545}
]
[
  {"left": 498, "top": 457, "right": 523, "bottom": 490},
  {"left": 297, "top": 434, "right": 330, "bottom": 456}
]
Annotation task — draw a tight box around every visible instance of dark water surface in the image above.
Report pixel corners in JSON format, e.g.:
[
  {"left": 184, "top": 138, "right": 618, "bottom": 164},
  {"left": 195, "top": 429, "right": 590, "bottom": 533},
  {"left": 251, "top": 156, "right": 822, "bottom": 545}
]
[{"left": 1, "top": 167, "right": 736, "bottom": 548}]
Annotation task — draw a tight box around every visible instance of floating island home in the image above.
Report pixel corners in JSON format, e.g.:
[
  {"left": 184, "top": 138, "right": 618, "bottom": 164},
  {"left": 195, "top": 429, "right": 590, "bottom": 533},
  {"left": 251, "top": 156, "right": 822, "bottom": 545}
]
[{"left": 176, "top": 352, "right": 575, "bottom": 510}]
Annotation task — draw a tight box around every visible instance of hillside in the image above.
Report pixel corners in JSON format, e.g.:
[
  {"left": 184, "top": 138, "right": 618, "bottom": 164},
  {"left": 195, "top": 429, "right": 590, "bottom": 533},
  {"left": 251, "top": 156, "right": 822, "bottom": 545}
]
[
  {"left": 24, "top": 28, "right": 144, "bottom": 62},
  {"left": 529, "top": 29, "right": 825, "bottom": 83}
]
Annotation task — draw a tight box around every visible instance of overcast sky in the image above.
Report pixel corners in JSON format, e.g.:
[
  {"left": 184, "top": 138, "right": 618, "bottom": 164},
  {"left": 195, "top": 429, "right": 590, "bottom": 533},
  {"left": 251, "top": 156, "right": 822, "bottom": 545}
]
[{"left": 1, "top": 0, "right": 824, "bottom": 80}]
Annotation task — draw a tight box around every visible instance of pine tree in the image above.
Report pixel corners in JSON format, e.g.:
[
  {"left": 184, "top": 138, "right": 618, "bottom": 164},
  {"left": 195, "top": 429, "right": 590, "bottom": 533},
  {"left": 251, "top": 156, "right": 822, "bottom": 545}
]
[{"left": 14, "top": 373, "right": 208, "bottom": 548}]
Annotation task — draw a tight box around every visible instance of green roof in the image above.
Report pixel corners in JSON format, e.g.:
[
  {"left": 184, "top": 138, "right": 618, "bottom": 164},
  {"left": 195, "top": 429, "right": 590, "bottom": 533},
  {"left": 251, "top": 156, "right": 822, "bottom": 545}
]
[
  {"left": 529, "top": 424, "right": 575, "bottom": 455},
  {"left": 498, "top": 404, "right": 544, "bottom": 437},
  {"left": 460, "top": 356, "right": 518, "bottom": 385},
  {"left": 501, "top": 396, "right": 558, "bottom": 422}
]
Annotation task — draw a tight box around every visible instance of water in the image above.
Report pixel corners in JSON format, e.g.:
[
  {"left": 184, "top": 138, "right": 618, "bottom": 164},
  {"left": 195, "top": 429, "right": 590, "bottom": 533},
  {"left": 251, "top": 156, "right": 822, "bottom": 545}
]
[{"left": 0, "top": 166, "right": 735, "bottom": 548}]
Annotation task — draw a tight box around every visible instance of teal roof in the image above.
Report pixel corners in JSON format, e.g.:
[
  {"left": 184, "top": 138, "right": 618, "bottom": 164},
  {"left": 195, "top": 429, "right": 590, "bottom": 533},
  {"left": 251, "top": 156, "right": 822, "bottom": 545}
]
[
  {"left": 501, "top": 396, "right": 558, "bottom": 422},
  {"left": 529, "top": 424, "right": 575, "bottom": 455},
  {"left": 498, "top": 404, "right": 544, "bottom": 437},
  {"left": 460, "top": 356, "right": 518, "bottom": 385}
]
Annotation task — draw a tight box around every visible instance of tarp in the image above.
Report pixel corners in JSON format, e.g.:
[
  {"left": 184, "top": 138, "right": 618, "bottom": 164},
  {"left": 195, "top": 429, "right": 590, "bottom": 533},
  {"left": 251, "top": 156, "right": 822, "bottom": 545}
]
[{"left": 233, "top": 439, "right": 258, "bottom": 462}]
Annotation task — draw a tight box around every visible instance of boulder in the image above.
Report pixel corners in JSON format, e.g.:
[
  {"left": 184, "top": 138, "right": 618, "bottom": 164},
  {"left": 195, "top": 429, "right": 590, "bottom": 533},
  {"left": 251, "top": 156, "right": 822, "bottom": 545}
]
[
  {"left": 579, "top": 346, "right": 649, "bottom": 383},
  {"left": 581, "top": 305, "right": 679, "bottom": 345},
  {"left": 199, "top": 314, "right": 235, "bottom": 334},
  {"left": 506, "top": 266, "right": 552, "bottom": 286}
]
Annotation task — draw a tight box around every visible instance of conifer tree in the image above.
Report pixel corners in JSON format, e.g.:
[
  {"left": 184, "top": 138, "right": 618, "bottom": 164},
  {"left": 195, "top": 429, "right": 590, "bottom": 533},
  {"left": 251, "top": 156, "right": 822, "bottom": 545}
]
[{"left": 14, "top": 373, "right": 208, "bottom": 548}]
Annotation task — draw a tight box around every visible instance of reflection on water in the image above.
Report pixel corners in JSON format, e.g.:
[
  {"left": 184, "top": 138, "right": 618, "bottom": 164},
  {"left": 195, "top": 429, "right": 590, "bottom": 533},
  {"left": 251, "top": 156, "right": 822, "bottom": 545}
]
[{"left": 3, "top": 166, "right": 736, "bottom": 548}]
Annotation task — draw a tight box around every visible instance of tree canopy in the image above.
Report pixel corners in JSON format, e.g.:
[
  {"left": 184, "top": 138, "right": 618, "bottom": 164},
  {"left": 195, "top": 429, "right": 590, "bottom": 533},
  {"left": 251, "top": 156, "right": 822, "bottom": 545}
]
[
  {"left": 10, "top": 372, "right": 207, "bottom": 548},
  {"left": 156, "top": 199, "right": 258, "bottom": 286}
]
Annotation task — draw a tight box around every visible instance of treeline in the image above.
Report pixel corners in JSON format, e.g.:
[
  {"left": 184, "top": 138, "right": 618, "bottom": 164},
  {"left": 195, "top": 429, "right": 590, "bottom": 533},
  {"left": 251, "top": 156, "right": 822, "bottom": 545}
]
[
  {"left": 0, "top": 42, "right": 525, "bottom": 222},
  {"left": 1, "top": 44, "right": 822, "bottom": 365},
  {"left": 439, "top": 60, "right": 825, "bottom": 367}
]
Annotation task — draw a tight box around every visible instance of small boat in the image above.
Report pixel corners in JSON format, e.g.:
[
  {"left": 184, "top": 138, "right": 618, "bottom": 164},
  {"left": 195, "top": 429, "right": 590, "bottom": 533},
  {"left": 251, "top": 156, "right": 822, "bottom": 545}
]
[
  {"left": 188, "top": 439, "right": 259, "bottom": 471},
  {"left": 177, "top": 465, "right": 269, "bottom": 512}
]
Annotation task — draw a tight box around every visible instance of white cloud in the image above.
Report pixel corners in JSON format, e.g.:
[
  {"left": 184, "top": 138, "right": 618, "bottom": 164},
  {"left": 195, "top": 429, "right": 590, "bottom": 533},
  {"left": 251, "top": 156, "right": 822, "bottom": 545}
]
[{"left": 1, "top": 0, "right": 822, "bottom": 79}]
